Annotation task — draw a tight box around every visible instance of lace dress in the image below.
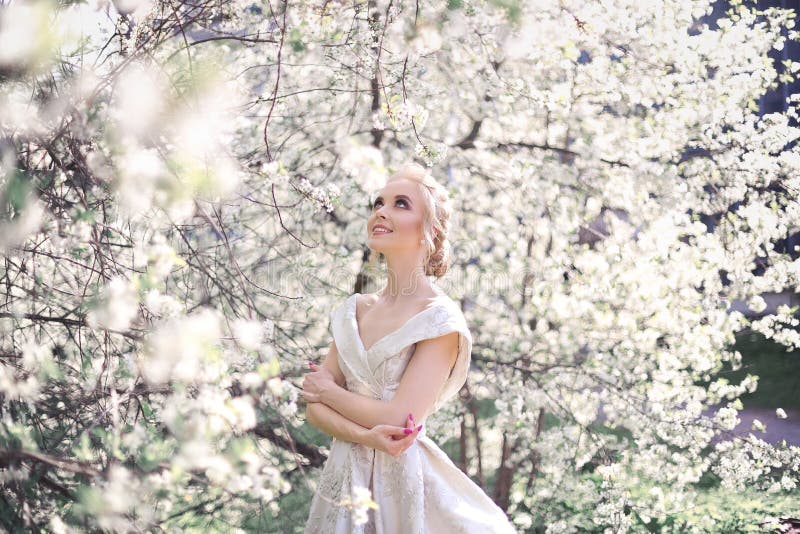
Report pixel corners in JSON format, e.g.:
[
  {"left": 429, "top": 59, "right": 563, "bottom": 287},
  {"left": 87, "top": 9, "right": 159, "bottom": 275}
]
[{"left": 304, "top": 292, "right": 517, "bottom": 534}]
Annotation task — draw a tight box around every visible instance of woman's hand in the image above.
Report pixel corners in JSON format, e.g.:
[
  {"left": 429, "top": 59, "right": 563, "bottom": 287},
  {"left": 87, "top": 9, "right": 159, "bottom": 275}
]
[
  {"left": 302, "top": 361, "right": 338, "bottom": 403},
  {"left": 365, "top": 413, "right": 423, "bottom": 457}
]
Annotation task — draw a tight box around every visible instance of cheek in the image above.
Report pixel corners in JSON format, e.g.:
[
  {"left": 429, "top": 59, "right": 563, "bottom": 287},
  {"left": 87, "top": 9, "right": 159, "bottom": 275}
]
[{"left": 396, "top": 215, "right": 423, "bottom": 236}]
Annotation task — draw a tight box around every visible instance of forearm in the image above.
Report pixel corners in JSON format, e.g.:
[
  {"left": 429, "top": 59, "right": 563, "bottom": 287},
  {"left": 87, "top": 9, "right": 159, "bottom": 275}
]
[
  {"left": 320, "top": 385, "right": 406, "bottom": 429},
  {"left": 305, "top": 401, "right": 372, "bottom": 446}
]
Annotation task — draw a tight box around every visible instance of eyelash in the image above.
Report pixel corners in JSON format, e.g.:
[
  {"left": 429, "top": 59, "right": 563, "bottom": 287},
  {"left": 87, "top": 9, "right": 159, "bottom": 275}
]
[{"left": 373, "top": 199, "right": 408, "bottom": 209}]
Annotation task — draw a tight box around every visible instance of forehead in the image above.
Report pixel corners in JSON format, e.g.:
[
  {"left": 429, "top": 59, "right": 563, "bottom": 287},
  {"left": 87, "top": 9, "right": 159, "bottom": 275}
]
[{"left": 376, "top": 178, "right": 421, "bottom": 200}]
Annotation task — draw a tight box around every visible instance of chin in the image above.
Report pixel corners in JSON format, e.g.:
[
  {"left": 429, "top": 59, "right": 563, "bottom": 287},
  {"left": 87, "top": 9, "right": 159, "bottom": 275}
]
[
  {"left": 368, "top": 241, "right": 391, "bottom": 254},
  {"left": 368, "top": 235, "right": 390, "bottom": 246}
]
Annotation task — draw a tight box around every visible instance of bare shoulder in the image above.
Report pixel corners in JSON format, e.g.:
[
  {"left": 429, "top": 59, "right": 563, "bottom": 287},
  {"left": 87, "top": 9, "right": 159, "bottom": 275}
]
[{"left": 414, "top": 326, "right": 460, "bottom": 370}]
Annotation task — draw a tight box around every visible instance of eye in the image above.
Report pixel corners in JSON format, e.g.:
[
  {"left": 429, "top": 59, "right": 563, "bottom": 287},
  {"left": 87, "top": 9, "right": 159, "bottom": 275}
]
[{"left": 372, "top": 199, "right": 409, "bottom": 209}]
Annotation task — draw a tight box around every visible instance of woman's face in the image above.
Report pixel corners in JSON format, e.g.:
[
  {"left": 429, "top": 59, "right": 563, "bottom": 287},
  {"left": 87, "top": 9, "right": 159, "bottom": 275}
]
[{"left": 367, "top": 178, "right": 426, "bottom": 257}]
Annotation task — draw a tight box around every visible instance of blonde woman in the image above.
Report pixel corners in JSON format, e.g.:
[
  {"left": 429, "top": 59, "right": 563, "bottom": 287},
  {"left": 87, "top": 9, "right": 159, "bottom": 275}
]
[{"left": 302, "top": 163, "right": 516, "bottom": 533}]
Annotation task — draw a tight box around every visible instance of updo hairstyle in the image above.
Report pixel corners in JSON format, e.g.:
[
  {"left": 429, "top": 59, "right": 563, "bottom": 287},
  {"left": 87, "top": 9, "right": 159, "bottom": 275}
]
[{"left": 377, "top": 162, "right": 453, "bottom": 279}]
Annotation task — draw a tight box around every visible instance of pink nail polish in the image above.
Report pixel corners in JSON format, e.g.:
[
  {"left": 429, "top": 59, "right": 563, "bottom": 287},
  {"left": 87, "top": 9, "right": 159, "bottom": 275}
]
[
  {"left": 404, "top": 428, "right": 412, "bottom": 434},
  {"left": 416, "top": 424, "right": 423, "bottom": 431},
  {"left": 409, "top": 412, "right": 414, "bottom": 420}
]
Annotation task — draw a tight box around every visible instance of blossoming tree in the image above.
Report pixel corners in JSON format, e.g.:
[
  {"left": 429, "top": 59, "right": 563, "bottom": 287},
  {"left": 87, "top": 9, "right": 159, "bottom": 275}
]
[{"left": 1, "top": 0, "right": 799, "bottom": 531}]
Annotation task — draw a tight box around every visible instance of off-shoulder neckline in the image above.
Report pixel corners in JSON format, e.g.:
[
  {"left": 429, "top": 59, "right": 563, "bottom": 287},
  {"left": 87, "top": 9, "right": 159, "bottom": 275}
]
[{"left": 349, "top": 293, "right": 448, "bottom": 354}]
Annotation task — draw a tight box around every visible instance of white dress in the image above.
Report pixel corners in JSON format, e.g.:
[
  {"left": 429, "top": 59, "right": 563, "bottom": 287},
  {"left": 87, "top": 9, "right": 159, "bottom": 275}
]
[{"left": 304, "top": 292, "right": 517, "bottom": 534}]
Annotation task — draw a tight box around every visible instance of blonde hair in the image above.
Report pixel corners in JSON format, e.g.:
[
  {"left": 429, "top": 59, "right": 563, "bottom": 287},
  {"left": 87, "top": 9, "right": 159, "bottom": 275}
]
[{"left": 373, "top": 162, "right": 453, "bottom": 279}]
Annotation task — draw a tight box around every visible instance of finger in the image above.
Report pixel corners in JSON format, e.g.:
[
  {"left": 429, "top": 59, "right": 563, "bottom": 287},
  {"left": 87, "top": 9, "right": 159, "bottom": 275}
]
[
  {"left": 301, "top": 391, "right": 320, "bottom": 403},
  {"left": 397, "top": 425, "right": 422, "bottom": 441},
  {"left": 386, "top": 426, "right": 414, "bottom": 439},
  {"left": 399, "top": 429, "right": 417, "bottom": 441}
]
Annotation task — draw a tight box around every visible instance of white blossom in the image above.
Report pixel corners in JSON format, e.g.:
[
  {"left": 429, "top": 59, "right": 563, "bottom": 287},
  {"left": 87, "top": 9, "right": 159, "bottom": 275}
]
[{"left": 86, "top": 276, "right": 139, "bottom": 331}]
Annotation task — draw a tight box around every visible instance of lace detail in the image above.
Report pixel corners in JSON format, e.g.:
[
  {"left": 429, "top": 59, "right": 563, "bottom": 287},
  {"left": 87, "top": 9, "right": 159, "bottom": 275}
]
[
  {"left": 305, "top": 293, "right": 516, "bottom": 534},
  {"left": 304, "top": 439, "right": 353, "bottom": 533},
  {"left": 304, "top": 439, "right": 377, "bottom": 534}
]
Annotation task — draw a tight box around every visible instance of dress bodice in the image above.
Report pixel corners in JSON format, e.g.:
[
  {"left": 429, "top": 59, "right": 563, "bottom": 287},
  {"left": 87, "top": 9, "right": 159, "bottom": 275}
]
[{"left": 330, "top": 293, "right": 473, "bottom": 412}]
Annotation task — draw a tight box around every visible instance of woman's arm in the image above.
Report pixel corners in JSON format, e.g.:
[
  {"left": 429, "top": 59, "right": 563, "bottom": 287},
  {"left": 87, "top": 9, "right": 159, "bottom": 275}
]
[
  {"left": 306, "top": 402, "right": 420, "bottom": 456},
  {"left": 304, "top": 339, "right": 423, "bottom": 455},
  {"left": 317, "top": 340, "right": 346, "bottom": 387},
  {"left": 305, "top": 401, "right": 370, "bottom": 444},
  {"left": 316, "top": 331, "right": 459, "bottom": 428},
  {"left": 304, "top": 340, "right": 358, "bottom": 440}
]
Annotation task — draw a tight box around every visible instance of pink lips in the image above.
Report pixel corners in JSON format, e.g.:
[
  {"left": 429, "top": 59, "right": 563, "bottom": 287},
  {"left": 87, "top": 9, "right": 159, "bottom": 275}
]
[{"left": 372, "top": 224, "right": 392, "bottom": 234}]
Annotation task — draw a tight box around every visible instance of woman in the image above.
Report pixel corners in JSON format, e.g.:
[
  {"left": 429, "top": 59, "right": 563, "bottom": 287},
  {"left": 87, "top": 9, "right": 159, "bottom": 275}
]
[{"left": 302, "top": 163, "right": 516, "bottom": 533}]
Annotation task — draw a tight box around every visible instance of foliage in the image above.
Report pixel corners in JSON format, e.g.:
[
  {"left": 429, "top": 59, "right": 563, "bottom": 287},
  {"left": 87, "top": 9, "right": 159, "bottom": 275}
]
[
  {"left": 727, "top": 331, "right": 800, "bottom": 409},
  {"left": 1, "top": 0, "right": 800, "bottom": 531}
]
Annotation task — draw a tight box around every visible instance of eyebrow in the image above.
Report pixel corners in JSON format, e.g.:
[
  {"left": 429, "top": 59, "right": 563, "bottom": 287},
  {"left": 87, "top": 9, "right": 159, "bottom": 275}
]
[{"left": 373, "top": 194, "right": 413, "bottom": 205}]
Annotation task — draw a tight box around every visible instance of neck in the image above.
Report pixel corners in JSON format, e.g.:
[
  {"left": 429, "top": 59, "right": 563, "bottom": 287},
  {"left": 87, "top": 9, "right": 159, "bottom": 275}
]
[{"left": 379, "top": 252, "right": 434, "bottom": 301}]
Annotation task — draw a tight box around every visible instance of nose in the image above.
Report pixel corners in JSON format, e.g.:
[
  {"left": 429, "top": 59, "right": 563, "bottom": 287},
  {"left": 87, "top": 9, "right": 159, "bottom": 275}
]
[{"left": 370, "top": 208, "right": 388, "bottom": 231}]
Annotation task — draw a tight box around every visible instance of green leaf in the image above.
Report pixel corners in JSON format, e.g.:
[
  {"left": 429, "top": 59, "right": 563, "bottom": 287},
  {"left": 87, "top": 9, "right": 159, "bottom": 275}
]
[
  {"left": 74, "top": 209, "right": 95, "bottom": 223},
  {"left": 1, "top": 169, "right": 32, "bottom": 217},
  {"left": 289, "top": 28, "right": 305, "bottom": 53},
  {"left": 73, "top": 432, "right": 92, "bottom": 461},
  {"left": 257, "top": 358, "right": 281, "bottom": 380}
]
